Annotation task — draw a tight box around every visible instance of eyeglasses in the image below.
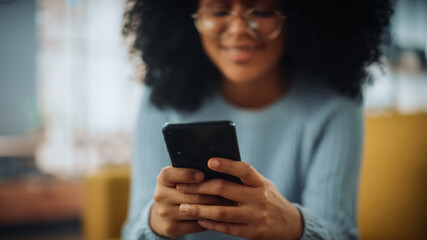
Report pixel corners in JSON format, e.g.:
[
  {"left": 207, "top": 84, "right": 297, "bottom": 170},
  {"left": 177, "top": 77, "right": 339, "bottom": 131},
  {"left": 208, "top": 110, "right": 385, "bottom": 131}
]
[{"left": 191, "top": 7, "right": 286, "bottom": 40}]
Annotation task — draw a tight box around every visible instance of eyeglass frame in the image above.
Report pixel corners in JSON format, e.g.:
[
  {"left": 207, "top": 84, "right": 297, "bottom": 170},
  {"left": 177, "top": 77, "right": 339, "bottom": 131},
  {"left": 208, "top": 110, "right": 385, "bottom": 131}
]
[{"left": 191, "top": 7, "right": 286, "bottom": 40}]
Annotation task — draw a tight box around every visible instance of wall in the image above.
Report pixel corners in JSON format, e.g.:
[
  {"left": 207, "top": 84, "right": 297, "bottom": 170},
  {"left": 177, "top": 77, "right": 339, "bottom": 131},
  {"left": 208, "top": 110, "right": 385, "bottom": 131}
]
[{"left": 0, "top": 0, "right": 37, "bottom": 136}]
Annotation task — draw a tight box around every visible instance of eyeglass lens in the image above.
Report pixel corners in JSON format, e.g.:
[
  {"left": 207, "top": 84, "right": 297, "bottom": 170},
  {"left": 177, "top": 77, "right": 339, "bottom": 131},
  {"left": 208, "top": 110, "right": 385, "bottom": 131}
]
[{"left": 197, "top": 8, "right": 283, "bottom": 39}]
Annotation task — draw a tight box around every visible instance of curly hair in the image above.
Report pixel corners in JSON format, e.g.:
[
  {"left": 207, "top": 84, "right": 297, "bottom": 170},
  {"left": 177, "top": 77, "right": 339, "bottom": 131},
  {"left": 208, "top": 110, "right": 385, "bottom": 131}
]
[{"left": 123, "top": 0, "right": 393, "bottom": 112}]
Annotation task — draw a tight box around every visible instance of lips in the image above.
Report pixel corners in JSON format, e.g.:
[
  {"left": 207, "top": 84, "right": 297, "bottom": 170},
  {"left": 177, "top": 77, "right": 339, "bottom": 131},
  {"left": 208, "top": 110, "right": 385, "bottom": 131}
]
[{"left": 222, "top": 46, "right": 261, "bottom": 62}]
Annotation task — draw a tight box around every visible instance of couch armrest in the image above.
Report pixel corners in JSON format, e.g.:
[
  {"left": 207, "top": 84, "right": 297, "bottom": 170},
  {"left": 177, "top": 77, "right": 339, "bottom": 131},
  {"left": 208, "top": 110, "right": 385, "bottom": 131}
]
[
  {"left": 358, "top": 113, "right": 427, "bottom": 239},
  {"left": 82, "top": 165, "right": 130, "bottom": 240}
]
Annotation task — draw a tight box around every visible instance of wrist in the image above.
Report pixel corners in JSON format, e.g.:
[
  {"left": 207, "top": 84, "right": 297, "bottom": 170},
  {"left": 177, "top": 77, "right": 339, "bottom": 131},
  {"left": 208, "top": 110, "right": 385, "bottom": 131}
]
[
  {"left": 294, "top": 206, "right": 304, "bottom": 240},
  {"left": 289, "top": 204, "right": 303, "bottom": 240}
]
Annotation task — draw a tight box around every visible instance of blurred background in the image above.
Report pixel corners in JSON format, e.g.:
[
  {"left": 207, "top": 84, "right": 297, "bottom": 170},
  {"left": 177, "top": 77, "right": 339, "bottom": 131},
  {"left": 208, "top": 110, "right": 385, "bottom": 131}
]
[{"left": 0, "top": 0, "right": 426, "bottom": 240}]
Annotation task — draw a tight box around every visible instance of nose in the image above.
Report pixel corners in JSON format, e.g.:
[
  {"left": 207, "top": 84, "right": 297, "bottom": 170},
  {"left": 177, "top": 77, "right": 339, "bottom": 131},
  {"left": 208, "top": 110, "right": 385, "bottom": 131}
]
[{"left": 224, "top": 14, "right": 250, "bottom": 38}]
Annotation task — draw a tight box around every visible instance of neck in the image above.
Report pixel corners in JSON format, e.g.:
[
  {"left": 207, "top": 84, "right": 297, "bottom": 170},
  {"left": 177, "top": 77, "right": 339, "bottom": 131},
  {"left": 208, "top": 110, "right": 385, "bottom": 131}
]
[{"left": 220, "top": 67, "right": 289, "bottom": 109}]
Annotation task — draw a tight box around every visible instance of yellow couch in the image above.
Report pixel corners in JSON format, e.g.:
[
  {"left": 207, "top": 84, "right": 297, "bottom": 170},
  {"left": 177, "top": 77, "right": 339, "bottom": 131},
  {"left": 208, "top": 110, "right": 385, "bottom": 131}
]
[
  {"left": 83, "top": 113, "right": 427, "bottom": 240},
  {"left": 83, "top": 165, "right": 130, "bottom": 240},
  {"left": 358, "top": 113, "right": 427, "bottom": 239}
]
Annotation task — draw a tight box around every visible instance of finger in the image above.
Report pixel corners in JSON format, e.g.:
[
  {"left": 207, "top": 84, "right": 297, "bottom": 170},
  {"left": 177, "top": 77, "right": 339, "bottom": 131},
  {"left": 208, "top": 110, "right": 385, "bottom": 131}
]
[
  {"left": 156, "top": 184, "right": 235, "bottom": 206},
  {"left": 174, "top": 208, "right": 201, "bottom": 221},
  {"left": 208, "top": 158, "right": 263, "bottom": 187},
  {"left": 176, "top": 178, "right": 255, "bottom": 202},
  {"left": 180, "top": 194, "right": 236, "bottom": 206},
  {"left": 158, "top": 166, "right": 204, "bottom": 187},
  {"left": 152, "top": 201, "right": 198, "bottom": 222},
  {"left": 155, "top": 186, "right": 235, "bottom": 221},
  {"left": 180, "top": 204, "right": 249, "bottom": 224},
  {"left": 198, "top": 219, "right": 249, "bottom": 238}
]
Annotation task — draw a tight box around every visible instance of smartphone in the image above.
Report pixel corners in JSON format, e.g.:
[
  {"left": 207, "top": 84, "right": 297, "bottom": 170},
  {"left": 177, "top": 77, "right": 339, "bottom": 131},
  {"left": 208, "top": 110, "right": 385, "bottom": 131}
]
[{"left": 162, "top": 120, "right": 242, "bottom": 184}]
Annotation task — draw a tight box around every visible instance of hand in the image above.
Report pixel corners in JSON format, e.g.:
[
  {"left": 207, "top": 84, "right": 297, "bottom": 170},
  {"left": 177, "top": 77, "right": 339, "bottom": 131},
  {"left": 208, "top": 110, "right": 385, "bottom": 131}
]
[
  {"left": 176, "top": 158, "right": 303, "bottom": 240},
  {"left": 150, "top": 166, "right": 233, "bottom": 238}
]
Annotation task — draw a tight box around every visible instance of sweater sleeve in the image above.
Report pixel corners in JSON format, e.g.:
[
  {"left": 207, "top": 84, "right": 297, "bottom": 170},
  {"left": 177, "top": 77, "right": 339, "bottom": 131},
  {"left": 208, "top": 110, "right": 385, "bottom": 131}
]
[
  {"left": 122, "top": 89, "right": 179, "bottom": 240},
  {"left": 295, "top": 100, "right": 363, "bottom": 239}
]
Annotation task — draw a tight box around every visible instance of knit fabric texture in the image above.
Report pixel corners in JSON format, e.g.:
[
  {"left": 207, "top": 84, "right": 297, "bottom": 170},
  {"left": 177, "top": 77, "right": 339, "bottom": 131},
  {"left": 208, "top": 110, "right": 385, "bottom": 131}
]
[{"left": 123, "top": 76, "right": 363, "bottom": 240}]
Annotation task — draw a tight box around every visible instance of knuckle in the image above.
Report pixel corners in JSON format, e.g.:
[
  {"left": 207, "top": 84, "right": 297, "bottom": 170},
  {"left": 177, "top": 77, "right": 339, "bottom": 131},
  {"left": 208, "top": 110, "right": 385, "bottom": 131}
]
[
  {"left": 242, "top": 163, "right": 253, "bottom": 179},
  {"left": 153, "top": 188, "right": 166, "bottom": 202},
  {"left": 264, "top": 178, "right": 274, "bottom": 189},
  {"left": 156, "top": 174, "right": 163, "bottom": 184},
  {"left": 192, "top": 194, "right": 202, "bottom": 202},
  {"left": 215, "top": 208, "right": 227, "bottom": 220},
  {"left": 223, "top": 223, "right": 232, "bottom": 235},
  {"left": 153, "top": 192, "right": 164, "bottom": 202},
  {"left": 260, "top": 191, "right": 270, "bottom": 208},
  {"left": 164, "top": 222, "right": 177, "bottom": 236},
  {"left": 189, "top": 206, "right": 200, "bottom": 216},
  {"left": 156, "top": 206, "right": 169, "bottom": 218},
  {"left": 158, "top": 167, "right": 170, "bottom": 182},
  {"left": 213, "top": 180, "right": 226, "bottom": 194}
]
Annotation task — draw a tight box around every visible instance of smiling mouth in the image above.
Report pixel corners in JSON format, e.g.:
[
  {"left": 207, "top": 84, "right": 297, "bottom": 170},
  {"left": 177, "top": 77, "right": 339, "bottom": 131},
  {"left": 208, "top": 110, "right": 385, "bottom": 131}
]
[{"left": 222, "top": 46, "right": 261, "bottom": 62}]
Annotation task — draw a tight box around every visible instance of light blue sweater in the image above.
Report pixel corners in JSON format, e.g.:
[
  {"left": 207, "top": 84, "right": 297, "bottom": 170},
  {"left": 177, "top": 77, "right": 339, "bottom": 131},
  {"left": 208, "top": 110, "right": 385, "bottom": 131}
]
[{"left": 123, "top": 76, "right": 363, "bottom": 240}]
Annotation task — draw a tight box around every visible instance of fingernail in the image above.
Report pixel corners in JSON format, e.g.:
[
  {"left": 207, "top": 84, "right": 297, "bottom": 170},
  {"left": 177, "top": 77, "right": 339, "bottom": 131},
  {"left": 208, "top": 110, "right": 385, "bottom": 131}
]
[
  {"left": 209, "top": 159, "right": 219, "bottom": 169},
  {"left": 194, "top": 172, "right": 204, "bottom": 181}
]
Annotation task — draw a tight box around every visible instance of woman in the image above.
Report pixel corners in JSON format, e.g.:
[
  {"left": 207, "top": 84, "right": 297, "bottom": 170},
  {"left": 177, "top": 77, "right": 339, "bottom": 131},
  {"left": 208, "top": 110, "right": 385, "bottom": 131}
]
[{"left": 122, "top": 0, "right": 392, "bottom": 239}]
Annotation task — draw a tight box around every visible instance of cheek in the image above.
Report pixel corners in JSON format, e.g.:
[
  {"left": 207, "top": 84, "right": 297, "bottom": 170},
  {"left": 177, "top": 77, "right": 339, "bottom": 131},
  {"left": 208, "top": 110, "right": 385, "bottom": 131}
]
[
  {"left": 200, "top": 35, "right": 219, "bottom": 64},
  {"left": 264, "top": 40, "right": 285, "bottom": 65},
  {"left": 267, "top": 34, "right": 286, "bottom": 63}
]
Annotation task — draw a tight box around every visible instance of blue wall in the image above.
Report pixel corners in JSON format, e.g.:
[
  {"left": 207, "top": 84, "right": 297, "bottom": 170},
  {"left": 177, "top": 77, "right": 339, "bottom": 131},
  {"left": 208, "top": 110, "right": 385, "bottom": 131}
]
[{"left": 0, "top": 0, "right": 37, "bottom": 136}]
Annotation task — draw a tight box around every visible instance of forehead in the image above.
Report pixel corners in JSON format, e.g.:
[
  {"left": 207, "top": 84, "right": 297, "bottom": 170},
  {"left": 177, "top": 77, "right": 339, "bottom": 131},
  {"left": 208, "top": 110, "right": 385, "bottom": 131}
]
[{"left": 199, "top": 0, "right": 280, "bottom": 7}]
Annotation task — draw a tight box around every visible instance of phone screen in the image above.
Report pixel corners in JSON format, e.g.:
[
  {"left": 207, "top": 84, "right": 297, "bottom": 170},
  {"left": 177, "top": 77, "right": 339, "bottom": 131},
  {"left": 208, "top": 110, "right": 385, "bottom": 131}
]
[{"left": 162, "top": 121, "right": 242, "bottom": 184}]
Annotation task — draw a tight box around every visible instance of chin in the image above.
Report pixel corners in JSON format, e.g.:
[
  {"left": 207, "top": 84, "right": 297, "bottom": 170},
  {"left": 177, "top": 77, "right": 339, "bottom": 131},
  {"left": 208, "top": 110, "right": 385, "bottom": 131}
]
[
  {"left": 222, "top": 67, "right": 262, "bottom": 84},
  {"left": 224, "top": 73, "right": 258, "bottom": 85}
]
